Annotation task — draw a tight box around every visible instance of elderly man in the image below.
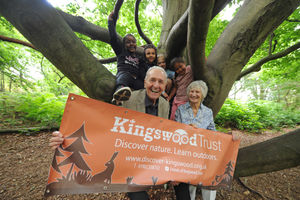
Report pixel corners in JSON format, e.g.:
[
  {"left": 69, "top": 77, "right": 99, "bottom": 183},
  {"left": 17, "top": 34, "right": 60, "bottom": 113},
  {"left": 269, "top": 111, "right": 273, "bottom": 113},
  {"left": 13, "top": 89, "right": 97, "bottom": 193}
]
[
  {"left": 50, "top": 66, "right": 192, "bottom": 199},
  {"left": 121, "top": 66, "right": 170, "bottom": 200}
]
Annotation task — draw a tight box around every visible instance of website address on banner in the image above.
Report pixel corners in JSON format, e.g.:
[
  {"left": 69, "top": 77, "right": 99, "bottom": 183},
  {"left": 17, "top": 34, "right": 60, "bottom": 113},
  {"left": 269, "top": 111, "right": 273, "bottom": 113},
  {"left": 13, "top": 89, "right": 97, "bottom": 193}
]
[{"left": 125, "top": 156, "right": 207, "bottom": 170}]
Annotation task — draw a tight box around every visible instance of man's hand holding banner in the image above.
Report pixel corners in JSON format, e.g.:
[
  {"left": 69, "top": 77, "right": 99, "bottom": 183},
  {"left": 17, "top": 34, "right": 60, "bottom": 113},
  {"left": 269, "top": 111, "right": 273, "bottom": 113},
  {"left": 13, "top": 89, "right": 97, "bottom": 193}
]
[{"left": 45, "top": 94, "right": 240, "bottom": 196}]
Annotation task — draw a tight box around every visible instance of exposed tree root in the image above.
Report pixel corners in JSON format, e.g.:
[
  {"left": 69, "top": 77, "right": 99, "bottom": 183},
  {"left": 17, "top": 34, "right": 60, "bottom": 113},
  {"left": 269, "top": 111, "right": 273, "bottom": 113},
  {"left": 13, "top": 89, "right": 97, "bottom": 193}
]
[{"left": 237, "top": 177, "right": 275, "bottom": 200}]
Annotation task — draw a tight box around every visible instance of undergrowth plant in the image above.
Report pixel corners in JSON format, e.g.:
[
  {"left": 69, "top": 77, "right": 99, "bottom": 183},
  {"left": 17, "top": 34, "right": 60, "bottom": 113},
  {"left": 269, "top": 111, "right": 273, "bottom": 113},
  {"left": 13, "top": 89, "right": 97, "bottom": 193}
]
[
  {"left": 0, "top": 92, "right": 67, "bottom": 128},
  {"left": 215, "top": 99, "right": 300, "bottom": 132}
]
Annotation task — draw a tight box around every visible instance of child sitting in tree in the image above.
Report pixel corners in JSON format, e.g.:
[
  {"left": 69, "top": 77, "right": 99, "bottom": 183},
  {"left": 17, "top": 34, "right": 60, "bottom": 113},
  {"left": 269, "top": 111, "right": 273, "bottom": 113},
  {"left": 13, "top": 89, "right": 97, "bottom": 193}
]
[
  {"left": 108, "top": 11, "right": 145, "bottom": 104},
  {"left": 144, "top": 44, "right": 157, "bottom": 70},
  {"left": 157, "top": 54, "right": 175, "bottom": 100},
  {"left": 168, "top": 57, "right": 194, "bottom": 120},
  {"left": 135, "top": 44, "right": 158, "bottom": 89}
]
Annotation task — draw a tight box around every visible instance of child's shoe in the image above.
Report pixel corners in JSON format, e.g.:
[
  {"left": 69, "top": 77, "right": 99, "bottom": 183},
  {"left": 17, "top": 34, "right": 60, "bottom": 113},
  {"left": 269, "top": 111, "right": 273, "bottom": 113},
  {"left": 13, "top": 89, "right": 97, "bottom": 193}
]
[
  {"left": 111, "top": 98, "right": 123, "bottom": 106},
  {"left": 113, "top": 86, "right": 131, "bottom": 101}
]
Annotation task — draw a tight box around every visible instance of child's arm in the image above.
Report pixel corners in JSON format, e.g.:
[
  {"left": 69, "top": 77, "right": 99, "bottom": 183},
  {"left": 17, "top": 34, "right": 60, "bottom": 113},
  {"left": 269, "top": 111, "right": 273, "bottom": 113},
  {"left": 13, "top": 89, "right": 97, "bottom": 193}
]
[
  {"left": 108, "top": 11, "right": 122, "bottom": 56},
  {"left": 167, "top": 82, "right": 177, "bottom": 101}
]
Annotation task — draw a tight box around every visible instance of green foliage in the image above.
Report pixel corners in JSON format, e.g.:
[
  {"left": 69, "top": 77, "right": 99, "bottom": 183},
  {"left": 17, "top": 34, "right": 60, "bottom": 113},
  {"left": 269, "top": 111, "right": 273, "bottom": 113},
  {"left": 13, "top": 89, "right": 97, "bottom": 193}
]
[
  {"left": 0, "top": 92, "right": 67, "bottom": 127},
  {"left": 247, "top": 100, "right": 300, "bottom": 129},
  {"left": 215, "top": 99, "right": 300, "bottom": 132},
  {"left": 215, "top": 99, "right": 263, "bottom": 132}
]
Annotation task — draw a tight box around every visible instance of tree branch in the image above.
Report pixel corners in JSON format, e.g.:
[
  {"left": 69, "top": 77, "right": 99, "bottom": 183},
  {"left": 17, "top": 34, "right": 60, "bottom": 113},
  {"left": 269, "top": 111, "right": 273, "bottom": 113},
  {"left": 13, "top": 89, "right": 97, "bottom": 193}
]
[
  {"left": 0, "top": 35, "right": 37, "bottom": 50},
  {"left": 165, "top": 9, "right": 189, "bottom": 61},
  {"left": 135, "top": 0, "right": 152, "bottom": 44},
  {"left": 112, "top": 0, "right": 124, "bottom": 21},
  {"left": 57, "top": 9, "right": 118, "bottom": 43},
  {"left": 187, "top": 0, "right": 215, "bottom": 79},
  {"left": 237, "top": 41, "right": 300, "bottom": 80}
]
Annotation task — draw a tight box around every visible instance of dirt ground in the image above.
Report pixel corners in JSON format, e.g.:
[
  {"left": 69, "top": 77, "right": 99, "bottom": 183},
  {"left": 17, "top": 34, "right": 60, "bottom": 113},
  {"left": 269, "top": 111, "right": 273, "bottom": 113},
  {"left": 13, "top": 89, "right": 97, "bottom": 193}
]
[{"left": 0, "top": 128, "right": 299, "bottom": 200}]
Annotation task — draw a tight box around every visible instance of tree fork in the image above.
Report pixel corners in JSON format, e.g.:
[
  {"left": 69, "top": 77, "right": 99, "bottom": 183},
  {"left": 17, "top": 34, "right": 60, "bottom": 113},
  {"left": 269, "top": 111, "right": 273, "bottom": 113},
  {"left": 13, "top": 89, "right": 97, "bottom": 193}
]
[{"left": 163, "top": 0, "right": 233, "bottom": 61}]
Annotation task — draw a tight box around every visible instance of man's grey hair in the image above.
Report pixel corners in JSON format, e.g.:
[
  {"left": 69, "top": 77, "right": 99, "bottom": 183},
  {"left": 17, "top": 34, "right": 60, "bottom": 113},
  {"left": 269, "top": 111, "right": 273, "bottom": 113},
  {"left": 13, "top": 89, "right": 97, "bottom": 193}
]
[
  {"left": 145, "top": 66, "right": 168, "bottom": 83},
  {"left": 187, "top": 80, "right": 208, "bottom": 100}
]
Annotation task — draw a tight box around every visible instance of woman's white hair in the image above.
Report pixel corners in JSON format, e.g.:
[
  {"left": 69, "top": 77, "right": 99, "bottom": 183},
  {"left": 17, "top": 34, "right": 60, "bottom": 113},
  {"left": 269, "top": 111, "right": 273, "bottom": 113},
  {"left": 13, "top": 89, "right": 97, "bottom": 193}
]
[
  {"left": 186, "top": 80, "right": 208, "bottom": 100},
  {"left": 145, "top": 66, "right": 168, "bottom": 83}
]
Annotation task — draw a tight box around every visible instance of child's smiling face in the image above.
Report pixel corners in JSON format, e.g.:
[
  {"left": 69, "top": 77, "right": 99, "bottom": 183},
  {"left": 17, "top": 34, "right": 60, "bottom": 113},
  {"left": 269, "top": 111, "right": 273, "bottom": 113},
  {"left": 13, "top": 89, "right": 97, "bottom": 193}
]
[
  {"left": 157, "top": 56, "right": 166, "bottom": 69},
  {"left": 124, "top": 35, "right": 137, "bottom": 53},
  {"left": 174, "top": 62, "right": 186, "bottom": 75},
  {"left": 145, "top": 48, "right": 156, "bottom": 64}
]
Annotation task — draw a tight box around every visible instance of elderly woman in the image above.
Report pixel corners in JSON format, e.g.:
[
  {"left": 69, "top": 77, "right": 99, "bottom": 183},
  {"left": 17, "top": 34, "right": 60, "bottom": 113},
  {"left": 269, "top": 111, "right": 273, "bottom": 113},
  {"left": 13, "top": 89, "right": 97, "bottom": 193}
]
[{"left": 174, "top": 80, "right": 216, "bottom": 200}]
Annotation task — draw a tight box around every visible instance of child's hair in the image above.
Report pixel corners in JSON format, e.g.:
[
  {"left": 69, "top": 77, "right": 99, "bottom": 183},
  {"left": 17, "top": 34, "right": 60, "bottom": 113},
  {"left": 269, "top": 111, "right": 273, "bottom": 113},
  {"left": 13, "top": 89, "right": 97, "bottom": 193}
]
[
  {"left": 157, "top": 54, "right": 165, "bottom": 59},
  {"left": 123, "top": 33, "right": 135, "bottom": 42},
  {"left": 144, "top": 44, "right": 157, "bottom": 64},
  {"left": 170, "top": 57, "right": 185, "bottom": 69}
]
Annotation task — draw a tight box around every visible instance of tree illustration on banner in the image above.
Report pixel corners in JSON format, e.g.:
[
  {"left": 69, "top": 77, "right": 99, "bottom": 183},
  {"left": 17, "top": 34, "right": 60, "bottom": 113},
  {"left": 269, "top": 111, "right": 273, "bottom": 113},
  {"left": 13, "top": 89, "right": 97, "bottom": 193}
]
[
  {"left": 58, "top": 123, "right": 91, "bottom": 180},
  {"left": 51, "top": 145, "right": 64, "bottom": 173},
  {"left": 212, "top": 161, "right": 234, "bottom": 187}
]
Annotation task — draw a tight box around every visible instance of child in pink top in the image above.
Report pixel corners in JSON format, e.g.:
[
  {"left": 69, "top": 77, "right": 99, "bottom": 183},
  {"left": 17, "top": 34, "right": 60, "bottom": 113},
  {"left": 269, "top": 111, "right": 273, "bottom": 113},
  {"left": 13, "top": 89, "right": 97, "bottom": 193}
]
[{"left": 168, "top": 57, "right": 194, "bottom": 120}]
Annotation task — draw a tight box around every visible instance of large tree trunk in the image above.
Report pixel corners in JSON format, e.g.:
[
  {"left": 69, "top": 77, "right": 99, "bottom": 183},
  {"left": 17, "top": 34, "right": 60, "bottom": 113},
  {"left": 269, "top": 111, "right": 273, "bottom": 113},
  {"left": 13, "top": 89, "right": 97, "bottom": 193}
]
[
  {"left": 0, "top": 0, "right": 115, "bottom": 102},
  {"left": 235, "top": 128, "right": 300, "bottom": 177}
]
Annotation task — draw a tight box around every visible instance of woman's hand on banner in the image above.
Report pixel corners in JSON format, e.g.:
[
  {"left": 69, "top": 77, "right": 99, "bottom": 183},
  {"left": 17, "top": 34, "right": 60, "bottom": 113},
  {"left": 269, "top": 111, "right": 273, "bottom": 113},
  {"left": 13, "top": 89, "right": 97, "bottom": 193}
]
[
  {"left": 189, "top": 124, "right": 198, "bottom": 128},
  {"left": 49, "top": 131, "right": 64, "bottom": 150}
]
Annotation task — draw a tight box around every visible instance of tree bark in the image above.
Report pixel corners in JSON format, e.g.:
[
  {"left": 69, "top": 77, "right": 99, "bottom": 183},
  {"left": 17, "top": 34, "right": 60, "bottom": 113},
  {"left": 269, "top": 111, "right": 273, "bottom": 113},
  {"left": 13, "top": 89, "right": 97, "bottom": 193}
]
[
  {"left": 235, "top": 128, "right": 300, "bottom": 177},
  {"left": 0, "top": 0, "right": 115, "bottom": 102}
]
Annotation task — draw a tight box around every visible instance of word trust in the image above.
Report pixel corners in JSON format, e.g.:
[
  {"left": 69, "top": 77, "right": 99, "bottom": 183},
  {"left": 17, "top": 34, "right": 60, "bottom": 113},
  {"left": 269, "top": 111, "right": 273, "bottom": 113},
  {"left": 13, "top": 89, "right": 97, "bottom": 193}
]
[{"left": 110, "top": 117, "right": 222, "bottom": 151}]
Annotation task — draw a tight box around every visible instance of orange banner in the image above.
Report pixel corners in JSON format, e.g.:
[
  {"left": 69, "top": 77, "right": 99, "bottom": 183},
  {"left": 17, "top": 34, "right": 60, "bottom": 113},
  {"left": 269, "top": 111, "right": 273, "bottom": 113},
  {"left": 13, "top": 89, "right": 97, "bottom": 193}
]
[{"left": 45, "top": 93, "right": 240, "bottom": 196}]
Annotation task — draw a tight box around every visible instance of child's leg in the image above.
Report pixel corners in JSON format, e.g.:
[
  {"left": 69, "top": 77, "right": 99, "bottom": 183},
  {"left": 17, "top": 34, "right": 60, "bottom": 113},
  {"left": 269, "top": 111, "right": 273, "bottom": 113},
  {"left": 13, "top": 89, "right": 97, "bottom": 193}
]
[
  {"left": 113, "top": 71, "right": 134, "bottom": 101},
  {"left": 115, "top": 71, "right": 134, "bottom": 90},
  {"left": 133, "top": 78, "right": 144, "bottom": 90}
]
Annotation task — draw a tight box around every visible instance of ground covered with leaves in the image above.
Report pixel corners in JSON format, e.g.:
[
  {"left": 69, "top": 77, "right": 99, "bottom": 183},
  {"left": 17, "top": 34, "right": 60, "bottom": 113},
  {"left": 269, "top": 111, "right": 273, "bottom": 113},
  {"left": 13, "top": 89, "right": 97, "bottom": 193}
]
[{"left": 0, "top": 128, "right": 299, "bottom": 200}]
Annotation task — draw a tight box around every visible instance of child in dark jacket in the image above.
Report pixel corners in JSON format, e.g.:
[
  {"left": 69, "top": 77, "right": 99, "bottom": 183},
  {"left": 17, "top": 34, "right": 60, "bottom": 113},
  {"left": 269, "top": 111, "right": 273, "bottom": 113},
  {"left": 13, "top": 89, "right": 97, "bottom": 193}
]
[{"left": 108, "top": 11, "right": 145, "bottom": 104}]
